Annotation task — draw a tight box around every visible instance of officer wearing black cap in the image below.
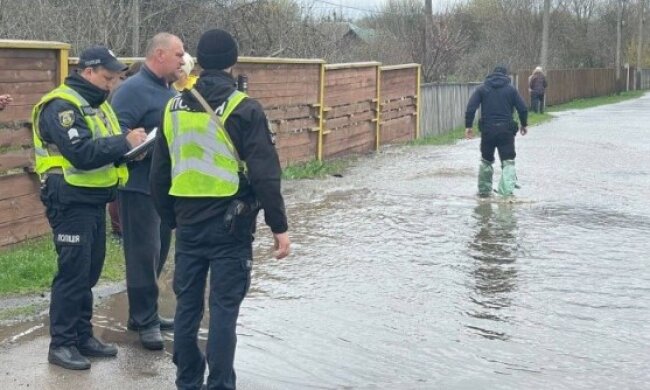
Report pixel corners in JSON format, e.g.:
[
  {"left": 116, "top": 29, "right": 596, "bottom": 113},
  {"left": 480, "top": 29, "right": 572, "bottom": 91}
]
[
  {"left": 32, "top": 45, "right": 147, "bottom": 370},
  {"left": 150, "top": 29, "right": 290, "bottom": 389}
]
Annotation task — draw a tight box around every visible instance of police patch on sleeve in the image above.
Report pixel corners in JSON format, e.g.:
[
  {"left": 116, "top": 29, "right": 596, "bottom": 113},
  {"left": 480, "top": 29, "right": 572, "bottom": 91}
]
[
  {"left": 58, "top": 110, "right": 75, "bottom": 128},
  {"left": 67, "top": 128, "right": 80, "bottom": 144}
]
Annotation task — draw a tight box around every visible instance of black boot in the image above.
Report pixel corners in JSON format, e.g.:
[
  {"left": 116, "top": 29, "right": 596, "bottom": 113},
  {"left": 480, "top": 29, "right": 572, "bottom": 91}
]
[
  {"left": 139, "top": 326, "right": 164, "bottom": 350},
  {"left": 128, "top": 315, "right": 174, "bottom": 331},
  {"left": 158, "top": 316, "right": 174, "bottom": 331},
  {"left": 78, "top": 336, "right": 118, "bottom": 357},
  {"left": 48, "top": 345, "right": 91, "bottom": 370}
]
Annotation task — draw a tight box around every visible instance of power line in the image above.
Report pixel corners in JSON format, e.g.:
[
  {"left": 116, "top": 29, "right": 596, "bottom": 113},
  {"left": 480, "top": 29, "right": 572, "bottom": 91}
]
[{"left": 310, "top": 0, "right": 407, "bottom": 16}]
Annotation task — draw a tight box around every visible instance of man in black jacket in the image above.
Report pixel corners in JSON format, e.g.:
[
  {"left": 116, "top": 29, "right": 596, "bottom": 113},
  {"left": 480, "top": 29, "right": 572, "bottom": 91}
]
[
  {"left": 150, "top": 29, "right": 290, "bottom": 390},
  {"left": 465, "top": 66, "right": 528, "bottom": 197},
  {"left": 32, "top": 46, "right": 147, "bottom": 370}
]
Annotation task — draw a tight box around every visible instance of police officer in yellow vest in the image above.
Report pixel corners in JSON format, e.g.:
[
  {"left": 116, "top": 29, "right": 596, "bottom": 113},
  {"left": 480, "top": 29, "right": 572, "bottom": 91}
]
[
  {"left": 150, "top": 29, "right": 290, "bottom": 390},
  {"left": 32, "top": 46, "right": 147, "bottom": 370}
]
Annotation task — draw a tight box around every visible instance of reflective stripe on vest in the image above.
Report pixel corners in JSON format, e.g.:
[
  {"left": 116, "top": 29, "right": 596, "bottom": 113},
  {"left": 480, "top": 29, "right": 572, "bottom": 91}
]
[
  {"left": 31, "top": 85, "right": 128, "bottom": 187},
  {"left": 163, "top": 90, "right": 247, "bottom": 197}
]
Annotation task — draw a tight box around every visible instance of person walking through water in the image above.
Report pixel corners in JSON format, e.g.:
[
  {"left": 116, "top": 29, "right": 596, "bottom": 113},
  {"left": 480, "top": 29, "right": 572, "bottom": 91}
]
[{"left": 465, "top": 65, "right": 528, "bottom": 197}]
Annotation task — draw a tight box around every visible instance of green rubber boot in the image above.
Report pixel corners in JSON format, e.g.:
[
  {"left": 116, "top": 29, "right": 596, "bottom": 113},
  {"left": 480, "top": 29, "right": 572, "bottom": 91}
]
[
  {"left": 478, "top": 159, "right": 494, "bottom": 197},
  {"left": 497, "top": 159, "right": 517, "bottom": 197}
]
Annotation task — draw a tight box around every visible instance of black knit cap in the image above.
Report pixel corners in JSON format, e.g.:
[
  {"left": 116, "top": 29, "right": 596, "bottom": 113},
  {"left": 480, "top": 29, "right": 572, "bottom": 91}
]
[
  {"left": 197, "top": 29, "right": 238, "bottom": 70},
  {"left": 493, "top": 65, "right": 509, "bottom": 75}
]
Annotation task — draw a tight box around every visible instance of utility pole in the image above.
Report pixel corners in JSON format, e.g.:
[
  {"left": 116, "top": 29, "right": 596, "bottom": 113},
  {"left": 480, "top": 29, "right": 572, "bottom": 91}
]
[
  {"left": 541, "top": 0, "right": 550, "bottom": 70},
  {"left": 424, "top": 0, "right": 433, "bottom": 79},
  {"left": 132, "top": 0, "right": 140, "bottom": 56},
  {"left": 616, "top": 0, "right": 624, "bottom": 86},
  {"left": 636, "top": 0, "right": 645, "bottom": 89}
]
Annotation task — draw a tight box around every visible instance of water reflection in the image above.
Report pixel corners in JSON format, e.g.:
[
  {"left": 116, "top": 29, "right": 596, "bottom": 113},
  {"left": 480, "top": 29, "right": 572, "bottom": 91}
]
[{"left": 466, "top": 202, "right": 519, "bottom": 340}]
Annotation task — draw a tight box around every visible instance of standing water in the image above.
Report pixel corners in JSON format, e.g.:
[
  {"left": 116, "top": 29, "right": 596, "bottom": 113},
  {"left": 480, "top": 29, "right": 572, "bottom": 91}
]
[{"left": 0, "top": 96, "right": 649, "bottom": 389}]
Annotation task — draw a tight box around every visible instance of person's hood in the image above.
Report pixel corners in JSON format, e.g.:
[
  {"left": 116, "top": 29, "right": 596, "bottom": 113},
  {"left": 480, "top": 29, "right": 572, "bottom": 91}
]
[
  {"left": 182, "top": 69, "right": 237, "bottom": 110},
  {"left": 484, "top": 72, "right": 511, "bottom": 89}
]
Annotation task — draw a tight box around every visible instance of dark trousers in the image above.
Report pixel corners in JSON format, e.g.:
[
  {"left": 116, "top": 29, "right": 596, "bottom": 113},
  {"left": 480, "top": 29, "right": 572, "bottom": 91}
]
[
  {"left": 481, "top": 128, "right": 516, "bottom": 163},
  {"left": 531, "top": 93, "right": 545, "bottom": 113},
  {"left": 107, "top": 200, "right": 121, "bottom": 235},
  {"left": 42, "top": 192, "right": 106, "bottom": 349},
  {"left": 173, "top": 214, "right": 253, "bottom": 390},
  {"left": 118, "top": 191, "right": 172, "bottom": 329}
]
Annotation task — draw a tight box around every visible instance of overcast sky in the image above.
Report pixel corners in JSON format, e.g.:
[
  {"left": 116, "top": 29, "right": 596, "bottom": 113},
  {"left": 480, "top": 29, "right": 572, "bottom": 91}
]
[{"left": 302, "top": 0, "right": 463, "bottom": 19}]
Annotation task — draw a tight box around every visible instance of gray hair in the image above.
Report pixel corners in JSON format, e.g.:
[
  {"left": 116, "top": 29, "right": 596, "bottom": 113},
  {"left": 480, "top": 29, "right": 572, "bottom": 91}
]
[{"left": 145, "top": 33, "right": 179, "bottom": 58}]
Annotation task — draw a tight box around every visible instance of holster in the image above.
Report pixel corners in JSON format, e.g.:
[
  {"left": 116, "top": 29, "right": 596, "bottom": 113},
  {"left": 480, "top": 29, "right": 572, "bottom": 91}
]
[{"left": 223, "top": 198, "right": 261, "bottom": 234}]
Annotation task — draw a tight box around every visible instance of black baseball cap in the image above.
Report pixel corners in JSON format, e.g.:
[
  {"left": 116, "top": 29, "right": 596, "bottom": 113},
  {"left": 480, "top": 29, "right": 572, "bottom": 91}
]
[{"left": 78, "top": 46, "right": 127, "bottom": 72}]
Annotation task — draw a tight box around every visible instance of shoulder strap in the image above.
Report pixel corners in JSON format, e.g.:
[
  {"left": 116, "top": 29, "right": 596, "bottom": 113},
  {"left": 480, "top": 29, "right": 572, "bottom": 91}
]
[{"left": 189, "top": 88, "right": 242, "bottom": 165}]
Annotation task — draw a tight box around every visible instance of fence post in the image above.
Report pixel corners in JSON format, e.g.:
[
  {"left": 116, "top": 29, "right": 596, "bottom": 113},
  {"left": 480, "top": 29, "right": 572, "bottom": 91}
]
[
  {"left": 415, "top": 64, "right": 421, "bottom": 139},
  {"left": 57, "top": 47, "right": 69, "bottom": 85},
  {"left": 375, "top": 64, "right": 382, "bottom": 151},
  {"left": 317, "top": 62, "right": 325, "bottom": 161}
]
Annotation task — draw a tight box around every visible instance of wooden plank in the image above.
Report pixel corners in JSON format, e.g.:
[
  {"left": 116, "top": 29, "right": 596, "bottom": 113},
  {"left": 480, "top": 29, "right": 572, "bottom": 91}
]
[
  {"left": 275, "top": 118, "right": 318, "bottom": 133},
  {"left": 0, "top": 126, "right": 32, "bottom": 148},
  {"left": 276, "top": 132, "right": 312, "bottom": 149},
  {"left": 381, "top": 108, "right": 416, "bottom": 122},
  {"left": 0, "top": 192, "right": 45, "bottom": 223},
  {"left": 325, "top": 110, "right": 375, "bottom": 129},
  {"left": 256, "top": 95, "right": 320, "bottom": 108},
  {"left": 323, "top": 123, "right": 375, "bottom": 158},
  {"left": 326, "top": 101, "right": 375, "bottom": 119},
  {"left": 0, "top": 49, "right": 57, "bottom": 59},
  {"left": 0, "top": 69, "right": 56, "bottom": 83},
  {"left": 0, "top": 105, "right": 33, "bottom": 123},
  {"left": 3, "top": 92, "right": 45, "bottom": 106},
  {"left": 0, "top": 149, "right": 33, "bottom": 172},
  {"left": 0, "top": 57, "right": 58, "bottom": 71},
  {"left": 0, "top": 214, "right": 50, "bottom": 247},
  {"left": 382, "top": 97, "right": 416, "bottom": 111},
  {"left": 325, "top": 89, "right": 376, "bottom": 107},
  {"left": 265, "top": 105, "right": 314, "bottom": 121},
  {"left": 0, "top": 173, "right": 40, "bottom": 201},
  {"left": 0, "top": 81, "right": 56, "bottom": 95},
  {"left": 381, "top": 116, "right": 415, "bottom": 144}
]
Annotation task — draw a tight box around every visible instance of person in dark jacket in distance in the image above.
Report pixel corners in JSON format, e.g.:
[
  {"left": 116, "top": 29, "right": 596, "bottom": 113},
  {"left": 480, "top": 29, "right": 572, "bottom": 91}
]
[
  {"left": 32, "top": 46, "right": 147, "bottom": 370},
  {"left": 529, "top": 66, "right": 548, "bottom": 113},
  {"left": 150, "top": 29, "right": 290, "bottom": 390},
  {"left": 465, "top": 65, "right": 528, "bottom": 197}
]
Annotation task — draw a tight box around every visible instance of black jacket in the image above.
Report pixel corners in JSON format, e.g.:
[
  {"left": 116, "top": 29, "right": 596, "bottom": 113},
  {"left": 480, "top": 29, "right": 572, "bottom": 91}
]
[
  {"left": 37, "top": 73, "right": 131, "bottom": 205},
  {"left": 529, "top": 73, "right": 547, "bottom": 95},
  {"left": 111, "top": 65, "right": 177, "bottom": 195},
  {"left": 465, "top": 71, "right": 528, "bottom": 129},
  {"left": 150, "top": 70, "right": 288, "bottom": 234}
]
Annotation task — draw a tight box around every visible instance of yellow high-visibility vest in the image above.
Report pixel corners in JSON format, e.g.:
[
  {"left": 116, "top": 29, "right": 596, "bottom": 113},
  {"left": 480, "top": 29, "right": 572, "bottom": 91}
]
[
  {"left": 31, "top": 85, "right": 128, "bottom": 187},
  {"left": 162, "top": 90, "right": 247, "bottom": 197}
]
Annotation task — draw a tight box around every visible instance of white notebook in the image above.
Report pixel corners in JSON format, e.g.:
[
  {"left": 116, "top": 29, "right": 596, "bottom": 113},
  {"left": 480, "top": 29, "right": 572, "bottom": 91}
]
[{"left": 124, "top": 127, "right": 157, "bottom": 160}]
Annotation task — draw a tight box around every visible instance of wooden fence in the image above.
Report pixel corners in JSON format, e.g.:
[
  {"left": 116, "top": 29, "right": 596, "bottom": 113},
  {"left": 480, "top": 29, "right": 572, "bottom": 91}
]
[
  {"left": 0, "top": 39, "right": 420, "bottom": 247},
  {"left": 513, "top": 68, "right": 621, "bottom": 106},
  {"left": 419, "top": 82, "right": 480, "bottom": 138},
  {"left": 0, "top": 40, "right": 69, "bottom": 247}
]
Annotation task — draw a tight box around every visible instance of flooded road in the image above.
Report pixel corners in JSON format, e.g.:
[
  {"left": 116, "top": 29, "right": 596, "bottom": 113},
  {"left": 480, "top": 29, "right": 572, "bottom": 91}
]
[{"left": 2, "top": 95, "right": 650, "bottom": 389}]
